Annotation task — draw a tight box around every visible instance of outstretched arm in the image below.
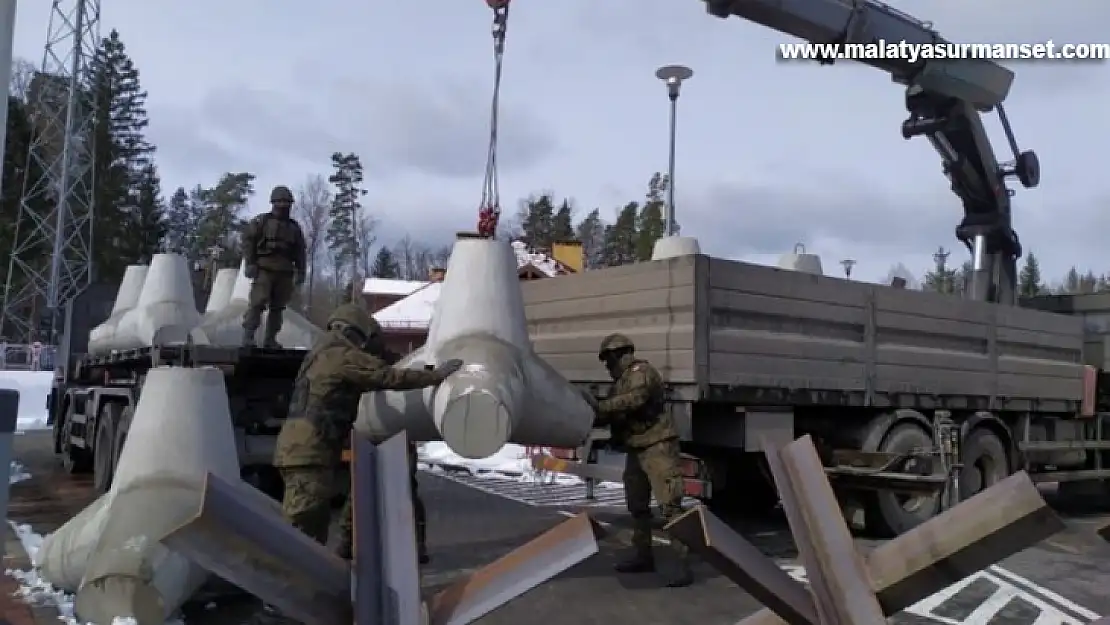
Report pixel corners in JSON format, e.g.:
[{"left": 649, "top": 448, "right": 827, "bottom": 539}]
[{"left": 340, "top": 350, "right": 443, "bottom": 392}]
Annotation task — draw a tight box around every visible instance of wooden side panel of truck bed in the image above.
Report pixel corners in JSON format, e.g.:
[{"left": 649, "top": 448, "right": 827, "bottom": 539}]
[
  {"left": 522, "top": 255, "right": 1086, "bottom": 407},
  {"left": 706, "top": 258, "right": 1084, "bottom": 405}
]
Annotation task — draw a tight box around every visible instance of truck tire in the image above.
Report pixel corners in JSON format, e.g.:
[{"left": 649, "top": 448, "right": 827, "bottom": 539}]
[
  {"left": 960, "top": 428, "right": 1009, "bottom": 500},
  {"left": 59, "top": 415, "right": 92, "bottom": 475},
  {"left": 864, "top": 423, "right": 940, "bottom": 537},
  {"left": 113, "top": 405, "right": 133, "bottom": 474},
  {"left": 93, "top": 404, "right": 121, "bottom": 494}
]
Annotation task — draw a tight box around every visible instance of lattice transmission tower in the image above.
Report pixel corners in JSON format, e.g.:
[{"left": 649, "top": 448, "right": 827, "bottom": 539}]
[{"left": 0, "top": 0, "right": 100, "bottom": 343}]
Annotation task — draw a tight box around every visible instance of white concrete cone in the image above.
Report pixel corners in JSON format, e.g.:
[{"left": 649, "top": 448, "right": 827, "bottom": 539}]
[
  {"left": 74, "top": 367, "right": 241, "bottom": 625},
  {"left": 192, "top": 260, "right": 321, "bottom": 349},
  {"left": 355, "top": 235, "right": 595, "bottom": 459},
  {"left": 88, "top": 265, "right": 149, "bottom": 355},
  {"left": 204, "top": 268, "right": 238, "bottom": 315},
  {"left": 115, "top": 254, "right": 204, "bottom": 349},
  {"left": 651, "top": 235, "right": 701, "bottom": 260},
  {"left": 36, "top": 493, "right": 114, "bottom": 592}
]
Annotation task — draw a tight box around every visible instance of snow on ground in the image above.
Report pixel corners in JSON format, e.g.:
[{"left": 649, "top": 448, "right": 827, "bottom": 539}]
[
  {"left": 0, "top": 370, "right": 53, "bottom": 431},
  {"left": 418, "top": 441, "right": 622, "bottom": 488},
  {"left": 9, "top": 460, "right": 30, "bottom": 484}
]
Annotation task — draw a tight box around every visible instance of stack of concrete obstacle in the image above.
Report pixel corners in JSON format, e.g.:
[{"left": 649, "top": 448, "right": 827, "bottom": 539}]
[{"left": 86, "top": 253, "right": 321, "bottom": 355}]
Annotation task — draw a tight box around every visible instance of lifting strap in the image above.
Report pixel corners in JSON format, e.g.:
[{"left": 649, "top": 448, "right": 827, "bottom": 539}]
[{"left": 476, "top": 0, "right": 511, "bottom": 238}]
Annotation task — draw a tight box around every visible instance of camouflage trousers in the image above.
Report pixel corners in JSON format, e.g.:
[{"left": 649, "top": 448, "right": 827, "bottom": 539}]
[
  {"left": 243, "top": 269, "right": 296, "bottom": 343},
  {"left": 624, "top": 438, "right": 687, "bottom": 556},
  {"left": 279, "top": 451, "right": 425, "bottom": 558}
]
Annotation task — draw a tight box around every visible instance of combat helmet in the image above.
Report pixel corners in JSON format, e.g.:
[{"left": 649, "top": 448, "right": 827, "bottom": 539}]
[
  {"left": 328, "top": 303, "right": 381, "bottom": 340},
  {"left": 270, "top": 185, "right": 294, "bottom": 204},
  {"left": 598, "top": 333, "right": 634, "bottom": 360}
]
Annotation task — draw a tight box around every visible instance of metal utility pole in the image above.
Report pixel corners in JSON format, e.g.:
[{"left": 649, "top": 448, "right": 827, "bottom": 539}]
[
  {"left": 840, "top": 259, "right": 856, "bottom": 279},
  {"left": 1, "top": 0, "right": 101, "bottom": 343},
  {"left": 654, "top": 64, "right": 693, "bottom": 237},
  {"left": 933, "top": 246, "right": 951, "bottom": 294}
]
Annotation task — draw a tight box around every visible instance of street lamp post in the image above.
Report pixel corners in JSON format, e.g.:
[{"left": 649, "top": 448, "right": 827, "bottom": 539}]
[{"left": 655, "top": 64, "right": 693, "bottom": 237}]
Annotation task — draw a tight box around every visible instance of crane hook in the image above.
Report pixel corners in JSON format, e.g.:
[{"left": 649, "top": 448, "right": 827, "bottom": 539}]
[{"left": 476, "top": 0, "right": 511, "bottom": 238}]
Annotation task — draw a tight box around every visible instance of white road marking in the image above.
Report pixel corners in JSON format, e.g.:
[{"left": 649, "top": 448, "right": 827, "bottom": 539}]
[{"left": 988, "top": 565, "right": 1100, "bottom": 621}]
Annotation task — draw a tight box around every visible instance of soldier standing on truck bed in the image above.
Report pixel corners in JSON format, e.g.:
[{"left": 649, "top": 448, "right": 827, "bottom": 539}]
[
  {"left": 251, "top": 304, "right": 462, "bottom": 625},
  {"left": 585, "top": 333, "right": 693, "bottom": 588},
  {"left": 241, "top": 185, "right": 307, "bottom": 348}
]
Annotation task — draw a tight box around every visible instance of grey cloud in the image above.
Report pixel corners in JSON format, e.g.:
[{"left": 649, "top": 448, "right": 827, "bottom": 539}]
[{"left": 179, "top": 75, "right": 556, "bottom": 182}]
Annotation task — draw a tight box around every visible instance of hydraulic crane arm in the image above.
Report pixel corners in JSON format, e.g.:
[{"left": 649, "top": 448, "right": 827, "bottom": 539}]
[{"left": 702, "top": 0, "right": 1040, "bottom": 304}]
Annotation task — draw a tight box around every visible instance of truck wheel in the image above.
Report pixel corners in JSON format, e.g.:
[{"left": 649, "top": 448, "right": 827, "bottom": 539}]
[
  {"left": 93, "top": 404, "right": 120, "bottom": 494},
  {"left": 112, "top": 405, "right": 133, "bottom": 474},
  {"left": 960, "top": 428, "right": 1008, "bottom": 500},
  {"left": 864, "top": 423, "right": 940, "bottom": 537},
  {"left": 59, "top": 416, "right": 92, "bottom": 474}
]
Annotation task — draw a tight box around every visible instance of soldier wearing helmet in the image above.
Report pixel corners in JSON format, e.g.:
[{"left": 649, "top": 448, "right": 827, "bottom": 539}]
[
  {"left": 271, "top": 303, "right": 462, "bottom": 571},
  {"left": 587, "top": 333, "right": 693, "bottom": 587},
  {"left": 240, "top": 185, "right": 308, "bottom": 348}
]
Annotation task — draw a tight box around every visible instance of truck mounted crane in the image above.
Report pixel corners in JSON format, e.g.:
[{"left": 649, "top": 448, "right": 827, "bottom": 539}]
[{"left": 703, "top": 0, "right": 1041, "bottom": 305}]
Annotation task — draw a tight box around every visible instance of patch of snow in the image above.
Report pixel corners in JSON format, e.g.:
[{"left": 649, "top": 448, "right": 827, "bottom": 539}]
[
  {"left": 0, "top": 371, "right": 53, "bottom": 431},
  {"left": 418, "top": 442, "right": 621, "bottom": 488},
  {"left": 362, "top": 278, "right": 427, "bottom": 297},
  {"left": 10, "top": 460, "right": 30, "bottom": 484},
  {"left": 5, "top": 522, "right": 185, "bottom": 625},
  {"left": 374, "top": 282, "right": 442, "bottom": 330},
  {"left": 511, "top": 241, "right": 562, "bottom": 277}
]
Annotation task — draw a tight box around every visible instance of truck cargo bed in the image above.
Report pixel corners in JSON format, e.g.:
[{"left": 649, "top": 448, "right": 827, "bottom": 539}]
[{"left": 522, "top": 255, "right": 1085, "bottom": 413}]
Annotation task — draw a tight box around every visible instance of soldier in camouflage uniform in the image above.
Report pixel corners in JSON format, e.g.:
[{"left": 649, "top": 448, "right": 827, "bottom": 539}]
[
  {"left": 587, "top": 333, "right": 693, "bottom": 588},
  {"left": 272, "top": 303, "right": 462, "bottom": 561},
  {"left": 241, "top": 185, "right": 308, "bottom": 348}
]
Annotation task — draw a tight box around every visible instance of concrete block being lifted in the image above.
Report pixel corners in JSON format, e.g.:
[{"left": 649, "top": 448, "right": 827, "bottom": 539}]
[
  {"left": 71, "top": 367, "right": 242, "bottom": 625},
  {"left": 191, "top": 261, "right": 321, "bottom": 349},
  {"left": 114, "top": 254, "right": 204, "bottom": 350},
  {"left": 87, "top": 264, "right": 149, "bottom": 355},
  {"left": 356, "top": 234, "right": 596, "bottom": 459}
]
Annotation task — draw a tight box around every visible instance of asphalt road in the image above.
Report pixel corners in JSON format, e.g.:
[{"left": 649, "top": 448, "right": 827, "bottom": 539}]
[{"left": 10, "top": 430, "right": 1110, "bottom": 625}]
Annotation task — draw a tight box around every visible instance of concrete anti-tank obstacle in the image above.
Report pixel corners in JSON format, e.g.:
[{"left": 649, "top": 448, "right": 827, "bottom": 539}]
[
  {"left": 87, "top": 264, "right": 149, "bottom": 355},
  {"left": 203, "top": 268, "right": 238, "bottom": 317},
  {"left": 40, "top": 367, "right": 242, "bottom": 625},
  {"left": 114, "top": 254, "right": 204, "bottom": 350},
  {"left": 190, "top": 260, "right": 322, "bottom": 349},
  {"left": 355, "top": 234, "right": 596, "bottom": 459}
]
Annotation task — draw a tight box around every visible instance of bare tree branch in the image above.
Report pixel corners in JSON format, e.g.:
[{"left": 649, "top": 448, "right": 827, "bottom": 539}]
[{"left": 295, "top": 174, "right": 332, "bottom": 314}]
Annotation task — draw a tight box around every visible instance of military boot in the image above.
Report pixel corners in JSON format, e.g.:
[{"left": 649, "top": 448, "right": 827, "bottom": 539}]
[
  {"left": 613, "top": 547, "right": 655, "bottom": 573},
  {"left": 262, "top": 311, "right": 283, "bottom": 349},
  {"left": 659, "top": 545, "right": 693, "bottom": 588},
  {"left": 242, "top": 326, "right": 257, "bottom": 348}
]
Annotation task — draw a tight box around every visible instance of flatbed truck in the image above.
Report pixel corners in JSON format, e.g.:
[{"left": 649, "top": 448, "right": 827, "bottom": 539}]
[{"left": 522, "top": 257, "right": 1110, "bottom": 535}]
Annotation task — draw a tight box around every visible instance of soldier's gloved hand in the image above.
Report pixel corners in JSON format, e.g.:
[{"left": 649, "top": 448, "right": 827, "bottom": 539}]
[
  {"left": 433, "top": 358, "right": 464, "bottom": 380},
  {"left": 245, "top": 264, "right": 258, "bottom": 280}
]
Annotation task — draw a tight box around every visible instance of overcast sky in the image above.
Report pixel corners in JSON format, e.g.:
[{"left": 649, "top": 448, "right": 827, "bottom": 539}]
[{"left": 11, "top": 0, "right": 1108, "bottom": 282}]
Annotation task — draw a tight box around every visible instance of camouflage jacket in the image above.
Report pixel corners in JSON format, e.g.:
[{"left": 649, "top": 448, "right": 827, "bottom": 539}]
[
  {"left": 273, "top": 331, "right": 443, "bottom": 467},
  {"left": 242, "top": 213, "right": 307, "bottom": 273},
  {"left": 598, "top": 359, "right": 677, "bottom": 449}
]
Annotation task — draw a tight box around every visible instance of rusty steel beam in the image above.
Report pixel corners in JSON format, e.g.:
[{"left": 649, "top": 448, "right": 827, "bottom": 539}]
[
  {"left": 738, "top": 469, "right": 1063, "bottom": 625},
  {"left": 666, "top": 505, "right": 818, "bottom": 625},
  {"left": 160, "top": 472, "right": 351, "bottom": 625},
  {"left": 426, "top": 513, "right": 600, "bottom": 625},
  {"left": 768, "top": 436, "right": 885, "bottom": 624}
]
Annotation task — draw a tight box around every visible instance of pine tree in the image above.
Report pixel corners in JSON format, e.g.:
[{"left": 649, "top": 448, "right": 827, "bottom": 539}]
[
  {"left": 602, "top": 202, "right": 639, "bottom": 266},
  {"left": 326, "top": 152, "right": 366, "bottom": 283},
  {"left": 635, "top": 173, "right": 668, "bottom": 261},
  {"left": 1080, "top": 270, "right": 1098, "bottom": 294},
  {"left": 575, "top": 209, "right": 606, "bottom": 269},
  {"left": 519, "top": 194, "right": 556, "bottom": 250},
  {"left": 370, "top": 247, "right": 401, "bottom": 278},
  {"left": 1063, "top": 267, "right": 1081, "bottom": 293},
  {"left": 88, "top": 29, "right": 163, "bottom": 282},
  {"left": 1017, "top": 252, "right": 1043, "bottom": 298},
  {"left": 202, "top": 172, "right": 255, "bottom": 272},
  {"left": 552, "top": 199, "right": 574, "bottom": 242}
]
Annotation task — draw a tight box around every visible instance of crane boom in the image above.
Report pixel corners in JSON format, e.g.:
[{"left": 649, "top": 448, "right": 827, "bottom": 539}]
[{"left": 702, "top": 0, "right": 1041, "bottom": 305}]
